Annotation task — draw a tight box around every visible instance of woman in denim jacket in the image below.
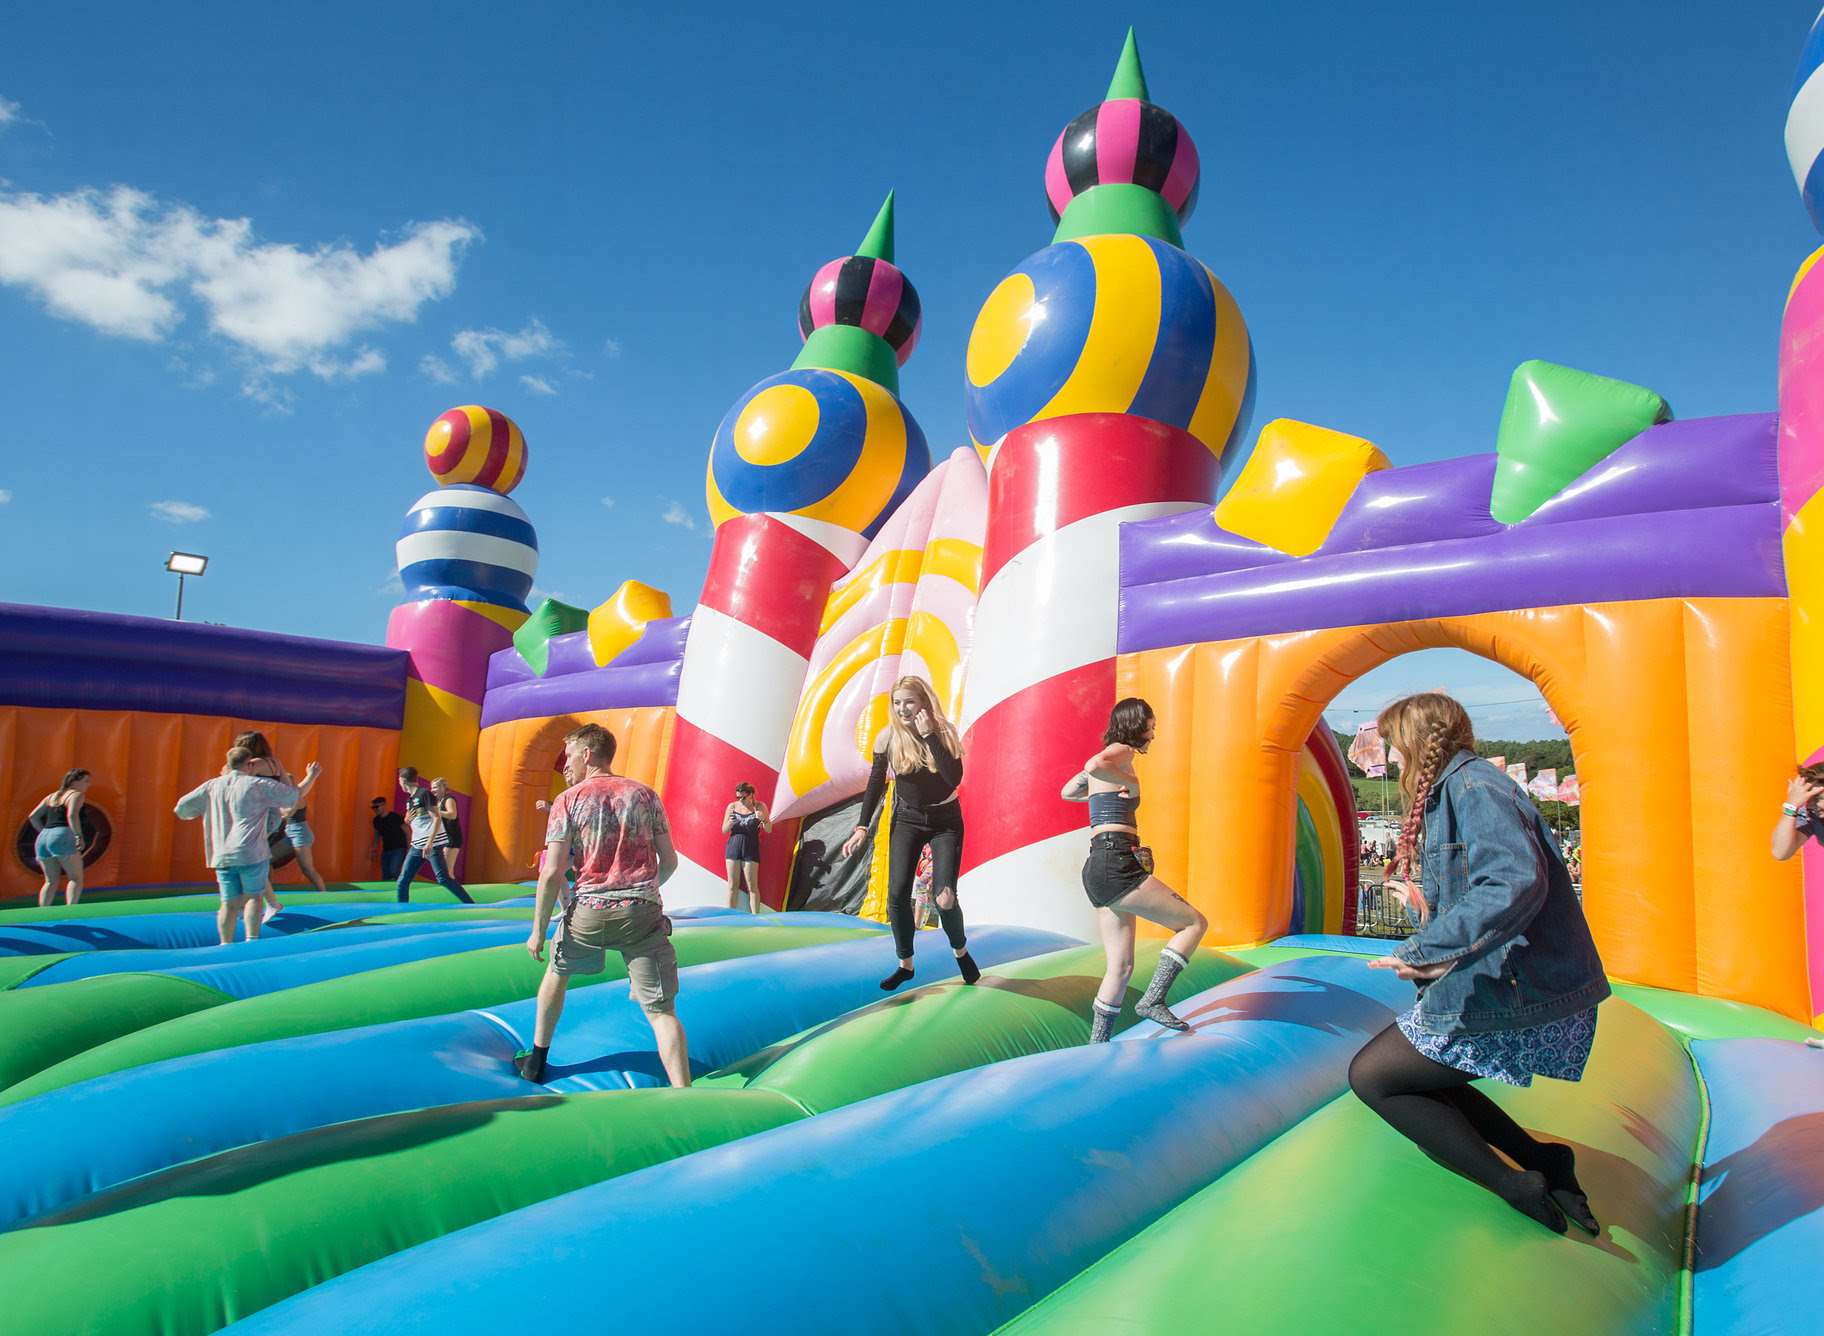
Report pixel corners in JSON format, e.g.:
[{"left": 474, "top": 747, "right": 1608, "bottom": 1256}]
[{"left": 1348, "top": 693, "right": 1609, "bottom": 1235}]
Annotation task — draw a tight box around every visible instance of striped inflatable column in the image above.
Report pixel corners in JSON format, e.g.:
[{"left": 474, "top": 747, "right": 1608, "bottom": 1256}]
[
  {"left": 1784, "top": 11, "right": 1824, "bottom": 1024},
  {"left": 388, "top": 476, "right": 537, "bottom": 880},
  {"left": 954, "top": 33, "right": 1252, "bottom": 941},
  {"left": 664, "top": 513, "right": 868, "bottom": 907},
  {"left": 958, "top": 417, "right": 1219, "bottom": 938}
]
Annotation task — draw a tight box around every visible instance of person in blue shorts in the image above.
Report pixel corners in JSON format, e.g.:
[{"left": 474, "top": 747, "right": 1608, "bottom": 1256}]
[
  {"left": 175, "top": 746, "right": 318, "bottom": 944},
  {"left": 28, "top": 768, "right": 92, "bottom": 908}
]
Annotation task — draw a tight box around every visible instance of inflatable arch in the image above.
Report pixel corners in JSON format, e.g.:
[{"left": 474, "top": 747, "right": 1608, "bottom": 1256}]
[{"left": 1118, "top": 381, "right": 1814, "bottom": 1022}]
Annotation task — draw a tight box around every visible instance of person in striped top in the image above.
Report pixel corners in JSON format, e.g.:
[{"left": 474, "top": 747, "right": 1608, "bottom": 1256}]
[{"left": 394, "top": 766, "right": 472, "bottom": 903}]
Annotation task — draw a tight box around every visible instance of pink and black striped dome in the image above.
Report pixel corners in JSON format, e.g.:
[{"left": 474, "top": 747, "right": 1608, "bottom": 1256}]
[
  {"left": 798, "top": 255, "right": 923, "bottom": 367},
  {"left": 1045, "top": 97, "right": 1200, "bottom": 226}
]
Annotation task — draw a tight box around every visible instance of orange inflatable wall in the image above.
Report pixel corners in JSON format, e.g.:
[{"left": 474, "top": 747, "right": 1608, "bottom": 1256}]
[
  {"left": 0, "top": 704, "right": 401, "bottom": 900},
  {"left": 1120, "top": 596, "right": 1812, "bottom": 1021},
  {"left": 467, "top": 706, "right": 676, "bottom": 883}
]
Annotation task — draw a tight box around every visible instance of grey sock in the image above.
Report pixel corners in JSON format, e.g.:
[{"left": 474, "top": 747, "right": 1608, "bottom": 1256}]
[
  {"left": 1090, "top": 999, "right": 1121, "bottom": 1044},
  {"left": 1135, "top": 948, "right": 1191, "bottom": 1031}
]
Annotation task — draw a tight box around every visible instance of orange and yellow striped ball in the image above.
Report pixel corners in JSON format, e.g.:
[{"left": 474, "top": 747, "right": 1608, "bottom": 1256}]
[
  {"left": 424, "top": 405, "right": 528, "bottom": 494},
  {"left": 964, "top": 233, "right": 1252, "bottom": 462}
]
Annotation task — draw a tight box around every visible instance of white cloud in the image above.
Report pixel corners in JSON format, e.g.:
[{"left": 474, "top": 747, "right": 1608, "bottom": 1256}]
[
  {"left": 150, "top": 499, "right": 209, "bottom": 524},
  {"left": 309, "top": 346, "right": 385, "bottom": 380},
  {"left": 0, "top": 488, "right": 12, "bottom": 504},
  {"left": 602, "top": 337, "right": 622, "bottom": 359},
  {"left": 0, "top": 97, "right": 20, "bottom": 131},
  {"left": 419, "top": 353, "right": 456, "bottom": 384},
  {"left": 375, "top": 570, "right": 404, "bottom": 597},
  {"left": 451, "top": 318, "right": 560, "bottom": 377},
  {"left": 239, "top": 377, "right": 296, "bottom": 415},
  {"left": 518, "top": 373, "right": 556, "bottom": 396},
  {"left": 0, "top": 183, "right": 479, "bottom": 375},
  {"left": 660, "top": 499, "right": 697, "bottom": 531},
  {"left": 600, "top": 495, "right": 616, "bottom": 509}
]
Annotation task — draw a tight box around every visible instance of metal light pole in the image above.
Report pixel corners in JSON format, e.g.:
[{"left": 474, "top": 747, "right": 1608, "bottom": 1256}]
[{"left": 165, "top": 551, "right": 208, "bottom": 620}]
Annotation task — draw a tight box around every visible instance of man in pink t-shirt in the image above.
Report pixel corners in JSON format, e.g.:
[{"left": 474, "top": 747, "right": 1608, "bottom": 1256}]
[{"left": 517, "top": 723, "right": 688, "bottom": 1086}]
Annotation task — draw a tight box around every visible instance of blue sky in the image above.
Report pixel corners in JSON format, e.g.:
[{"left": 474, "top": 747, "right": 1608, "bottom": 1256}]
[{"left": 2, "top": 2, "right": 1818, "bottom": 744}]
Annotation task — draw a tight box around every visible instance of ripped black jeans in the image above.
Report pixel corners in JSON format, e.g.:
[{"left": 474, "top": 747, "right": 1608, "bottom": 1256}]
[{"left": 886, "top": 800, "right": 966, "bottom": 959}]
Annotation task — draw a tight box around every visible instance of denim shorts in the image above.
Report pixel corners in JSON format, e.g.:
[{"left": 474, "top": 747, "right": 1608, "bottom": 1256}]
[
  {"left": 34, "top": 827, "right": 77, "bottom": 862},
  {"left": 284, "top": 823, "right": 313, "bottom": 849},
  {"left": 216, "top": 861, "right": 272, "bottom": 901},
  {"left": 1081, "top": 832, "right": 1152, "bottom": 908}
]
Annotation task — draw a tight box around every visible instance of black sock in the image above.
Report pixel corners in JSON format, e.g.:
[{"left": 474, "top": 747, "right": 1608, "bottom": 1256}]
[
  {"left": 956, "top": 951, "right": 980, "bottom": 985},
  {"left": 516, "top": 1045, "right": 549, "bottom": 1082},
  {"left": 880, "top": 966, "right": 915, "bottom": 991}
]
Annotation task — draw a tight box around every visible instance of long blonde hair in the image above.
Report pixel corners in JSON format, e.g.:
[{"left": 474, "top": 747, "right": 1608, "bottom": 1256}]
[
  {"left": 885, "top": 675, "right": 962, "bottom": 776},
  {"left": 1376, "top": 692, "right": 1477, "bottom": 923}
]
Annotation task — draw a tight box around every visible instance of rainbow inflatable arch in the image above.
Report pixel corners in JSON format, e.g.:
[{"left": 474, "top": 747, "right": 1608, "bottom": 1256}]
[{"left": 1, "top": 22, "right": 1821, "bottom": 1336}]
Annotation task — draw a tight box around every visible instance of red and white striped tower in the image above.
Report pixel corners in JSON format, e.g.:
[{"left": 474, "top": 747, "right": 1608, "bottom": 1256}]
[
  {"left": 661, "top": 196, "right": 930, "bottom": 906},
  {"left": 956, "top": 34, "right": 1254, "bottom": 938},
  {"left": 665, "top": 515, "right": 870, "bottom": 905}
]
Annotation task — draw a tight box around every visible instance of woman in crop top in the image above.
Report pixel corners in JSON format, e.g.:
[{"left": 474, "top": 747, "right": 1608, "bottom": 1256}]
[
  {"left": 282, "top": 767, "right": 329, "bottom": 893},
  {"left": 722, "top": 781, "right": 771, "bottom": 913},
  {"left": 29, "top": 768, "right": 92, "bottom": 907},
  {"left": 842, "top": 675, "right": 980, "bottom": 990},
  {"left": 1062, "top": 697, "right": 1209, "bottom": 1041}
]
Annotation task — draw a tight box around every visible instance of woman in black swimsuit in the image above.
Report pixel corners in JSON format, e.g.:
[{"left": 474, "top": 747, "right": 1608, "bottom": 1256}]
[
  {"left": 1062, "top": 697, "right": 1208, "bottom": 1041},
  {"left": 29, "top": 768, "right": 91, "bottom": 908},
  {"left": 722, "top": 782, "right": 771, "bottom": 912},
  {"left": 842, "top": 675, "right": 979, "bottom": 990}
]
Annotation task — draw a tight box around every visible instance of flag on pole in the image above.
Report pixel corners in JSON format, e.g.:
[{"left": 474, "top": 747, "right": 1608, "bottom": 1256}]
[
  {"left": 1348, "top": 722, "right": 1387, "bottom": 779},
  {"left": 1506, "top": 762, "right": 1529, "bottom": 788},
  {"left": 1486, "top": 755, "right": 1506, "bottom": 773},
  {"left": 1557, "top": 773, "right": 1580, "bottom": 806},
  {"left": 1528, "top": 768, "right": 1559, "bottom": 801}
]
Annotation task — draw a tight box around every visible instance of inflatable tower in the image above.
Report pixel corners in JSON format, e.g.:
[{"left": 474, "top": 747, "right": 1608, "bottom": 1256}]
[
  {"left": 956, "top": 32, "right": 1255, "bottom": 930},
  {"left": 386, "top": 406, "right": 536, "bottom": 873},
  {"left": 1784, "top": 10, "right": 1824, "bottom": 1021},
  {"left": 663, "top": 196, "right": 931, "bottom": 905}
]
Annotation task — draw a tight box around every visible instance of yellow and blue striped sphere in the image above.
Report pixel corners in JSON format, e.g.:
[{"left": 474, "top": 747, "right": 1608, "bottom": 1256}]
[
  {"left": 964, "top": 232, "right": 1254, "bottom": 460},
  {"left": 706, "top": 368, "right": 929, "bottom": 538}
]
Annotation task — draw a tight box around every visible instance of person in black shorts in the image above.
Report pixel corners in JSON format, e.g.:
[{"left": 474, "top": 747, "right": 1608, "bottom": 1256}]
[
  {"left": 431, "top": 778, "right": 463, "bottom": 858},
  {"left": 1061, "top": 697, "right": 1208, "bottom": 1042},
  {"left": 842, "top": 675, "right": 979, "bottom": 991},
  {"left": 721, "top": 781, "right": 771, "bottom": 912}
]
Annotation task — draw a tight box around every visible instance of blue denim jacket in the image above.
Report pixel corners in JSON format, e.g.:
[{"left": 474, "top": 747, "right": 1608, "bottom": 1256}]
[{"left": 1392, "top": 751, "right": 1608, "bottom": 1035}]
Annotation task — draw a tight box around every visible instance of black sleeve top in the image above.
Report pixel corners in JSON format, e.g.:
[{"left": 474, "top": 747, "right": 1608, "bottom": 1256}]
[{"left": 855, "top": 732, "right": 963, "bottom": 828}]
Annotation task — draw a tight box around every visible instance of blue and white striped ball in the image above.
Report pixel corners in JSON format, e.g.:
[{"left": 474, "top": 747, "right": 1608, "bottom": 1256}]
[
  {"left": 1788, "top": 8, "right": 1824, "bottom": 232},
  {"left": 395, "top": 484, "right": 539, "bottom": 609}
]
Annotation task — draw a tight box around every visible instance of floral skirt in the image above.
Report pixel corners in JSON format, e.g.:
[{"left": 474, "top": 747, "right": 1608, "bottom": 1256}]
[{"left": 1396, "top": 1005, "right": 1598, "bottom": 1087}]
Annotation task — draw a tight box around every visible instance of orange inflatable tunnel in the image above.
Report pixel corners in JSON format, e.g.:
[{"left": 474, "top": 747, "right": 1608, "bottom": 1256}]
[{"left": 0, "top": 603, "right": 408, "bottom": 899}]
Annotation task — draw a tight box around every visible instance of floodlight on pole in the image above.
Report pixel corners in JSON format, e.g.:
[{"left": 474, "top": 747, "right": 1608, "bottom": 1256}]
[{"left": 165, "top": 551, "right": 208, "bottom": 620}]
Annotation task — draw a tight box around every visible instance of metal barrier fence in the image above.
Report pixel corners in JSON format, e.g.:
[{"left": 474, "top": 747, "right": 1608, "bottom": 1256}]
[{"left": 1353, "top": 876, "right": 1584, "bottom": 942}]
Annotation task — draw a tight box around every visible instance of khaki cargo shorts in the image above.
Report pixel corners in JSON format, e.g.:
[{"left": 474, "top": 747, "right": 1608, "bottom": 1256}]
[{"left": 551, "top": 897, "right": 678, "bottom": 1013}]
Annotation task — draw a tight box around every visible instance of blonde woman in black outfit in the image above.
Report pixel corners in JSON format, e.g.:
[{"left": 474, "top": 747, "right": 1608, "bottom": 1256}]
[{"left": 842, "top": 675, "right": 980, "bottom": 990}]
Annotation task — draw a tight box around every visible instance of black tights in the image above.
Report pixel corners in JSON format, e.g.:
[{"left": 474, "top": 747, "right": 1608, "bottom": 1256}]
[
  {"left": 1348, "top": 1023, "right": 1581, "bottom": 1228},
  {"left": 886, "top": 803, "right": 966, "bottom": 959}
]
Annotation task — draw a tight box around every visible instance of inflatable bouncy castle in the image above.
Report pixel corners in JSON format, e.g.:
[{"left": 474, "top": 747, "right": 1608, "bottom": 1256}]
[{"left": 1, "top": 22, "right": 1822, "bottom": 1336}]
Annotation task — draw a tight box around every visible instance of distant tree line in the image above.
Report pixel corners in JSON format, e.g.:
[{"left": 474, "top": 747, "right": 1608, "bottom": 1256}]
[
  {"left": 1334, "top": 729, "right": 1580, "bottom": 834},
  {"left": 1332, "top": 730, "right": 1572, "bottom": 780}
]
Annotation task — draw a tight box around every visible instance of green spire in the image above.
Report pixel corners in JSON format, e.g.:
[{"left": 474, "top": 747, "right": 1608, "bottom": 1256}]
[
  {"left": 1106, "top": 27, "right": 1150, "bottom": 101},
  {"left": 790, "top": 195, "right": 905, "bottom": 393},
  {"left": 856, "top": 190, "right": 895, "bottom": 263},
  {"left": 1052, "top": 32, "right": 1181, "bottom": 245}
]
